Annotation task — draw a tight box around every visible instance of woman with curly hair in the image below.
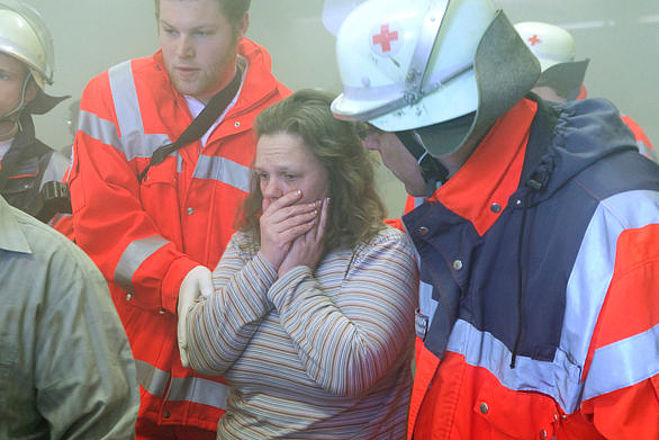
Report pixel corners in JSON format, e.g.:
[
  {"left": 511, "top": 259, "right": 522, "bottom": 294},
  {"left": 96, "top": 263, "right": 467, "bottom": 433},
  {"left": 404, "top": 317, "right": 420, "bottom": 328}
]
[{"left": 180, "top": 89, "right": 417, "bottom": 439}]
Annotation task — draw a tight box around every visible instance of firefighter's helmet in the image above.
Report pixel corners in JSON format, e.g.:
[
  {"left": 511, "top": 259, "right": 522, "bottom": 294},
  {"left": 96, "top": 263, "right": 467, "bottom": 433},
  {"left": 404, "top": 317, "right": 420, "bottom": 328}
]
[{"left": 331, "top": 0, "right": 540, "bottom": 156}]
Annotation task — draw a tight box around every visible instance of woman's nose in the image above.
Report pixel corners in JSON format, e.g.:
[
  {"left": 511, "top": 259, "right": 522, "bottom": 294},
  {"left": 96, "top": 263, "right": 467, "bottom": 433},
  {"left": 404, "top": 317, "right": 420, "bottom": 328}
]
[{"left": 262, "top": 178, "right": 283, "bottom": 199}]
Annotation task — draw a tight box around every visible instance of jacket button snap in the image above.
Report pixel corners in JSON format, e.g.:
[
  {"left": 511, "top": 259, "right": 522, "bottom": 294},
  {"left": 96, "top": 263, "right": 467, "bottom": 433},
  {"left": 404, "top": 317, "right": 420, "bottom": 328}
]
[
  {"left": 234, "top": 121, "right": 240, "bottom": 128},
  {"left": 187, "top": 207, "right": 194, "bottom": 215},
  {"left": 418, "top": 226, "right": 429, "bottom": 236},
  {"left": 479, "top": 402, "right": 488, "bottom": 414},
  {"left": 490, "top": 203, "right": 502, "bottom": 213},
  {"left": 453, "top": 259, "right": 463, "bottom": 271},
  {"left": 159, "top": 308, "right": 166, "bottom": 315},
  {"left": 125, "top": 294, "right": 133, "bottom": 301},
  {"left": 163, "top": 411, "right": 171, "bottom": 419},
  {"left": 539, "top": 429, "right": 548, "bottom": 439}
]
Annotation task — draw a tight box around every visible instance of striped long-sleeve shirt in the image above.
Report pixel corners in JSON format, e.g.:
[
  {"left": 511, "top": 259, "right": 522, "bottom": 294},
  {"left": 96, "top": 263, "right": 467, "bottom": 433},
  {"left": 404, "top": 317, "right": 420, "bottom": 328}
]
[{"left": 186, "top": 226, "right": 418, "bottom": 439}]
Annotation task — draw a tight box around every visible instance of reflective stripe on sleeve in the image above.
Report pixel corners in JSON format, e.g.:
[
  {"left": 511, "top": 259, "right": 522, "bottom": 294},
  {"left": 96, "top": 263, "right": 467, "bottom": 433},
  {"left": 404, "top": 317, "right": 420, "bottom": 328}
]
[
  {"left": 78, "top": 110, "right": 122, "bottom": 150},
  {"left": 563, "top": 189, "right": 659, "bottom": 375},
  {"left": 584, "top": 323, "right": 659, "bottom": 401},
  {"left": 193, "top": 155, "right": 251, "bottom": 193},
  {"left": 115, "top": 235, "right": 169, "bottom": 292},
  {"left": 135, "top": 360, "right": 229, "bottom": 409}
]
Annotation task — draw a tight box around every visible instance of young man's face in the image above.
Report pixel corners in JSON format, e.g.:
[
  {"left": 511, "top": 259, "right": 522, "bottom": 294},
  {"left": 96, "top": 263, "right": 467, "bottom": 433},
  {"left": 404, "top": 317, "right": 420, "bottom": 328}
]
[
  {"left": 0, "top": 52, "right": 28, "bottom": 119},
  {"left": 158, "top": 0, "right": 247, "bottom": 103}
]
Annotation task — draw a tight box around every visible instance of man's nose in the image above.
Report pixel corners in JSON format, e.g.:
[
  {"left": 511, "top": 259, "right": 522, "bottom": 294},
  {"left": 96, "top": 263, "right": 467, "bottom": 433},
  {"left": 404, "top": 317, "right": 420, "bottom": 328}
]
[{"left": 177, "top": 35, "right": 195, "bottom": 58}]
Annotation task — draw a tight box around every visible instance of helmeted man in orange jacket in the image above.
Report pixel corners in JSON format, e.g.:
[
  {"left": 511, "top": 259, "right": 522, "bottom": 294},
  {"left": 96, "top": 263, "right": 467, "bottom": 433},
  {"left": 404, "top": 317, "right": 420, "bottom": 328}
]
[
  {"left": 515, "top": 20, "right": 657, "bottom": 162},
  {"left": 66, "top": 0, "right": 289, "bottom": 437},
  {"left": 331, "top": 0, "right": 659, "bottom": 438}
]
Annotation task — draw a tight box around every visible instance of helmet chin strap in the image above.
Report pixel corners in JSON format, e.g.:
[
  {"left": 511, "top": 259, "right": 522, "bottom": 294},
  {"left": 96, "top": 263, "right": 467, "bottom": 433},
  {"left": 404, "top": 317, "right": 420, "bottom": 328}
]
[
  {"left": 395, "top": 130, "right": 449, "bottom": 197},
  {"left": 0, "top": 72, "right": 32, "bottom": 139}
]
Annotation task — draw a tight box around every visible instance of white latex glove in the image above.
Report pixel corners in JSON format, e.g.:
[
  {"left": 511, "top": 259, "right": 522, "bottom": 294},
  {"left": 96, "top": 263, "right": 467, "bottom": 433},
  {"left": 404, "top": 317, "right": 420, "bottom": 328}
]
[{"left": 177, "top": 265, "right": 213, "bottom": 368}]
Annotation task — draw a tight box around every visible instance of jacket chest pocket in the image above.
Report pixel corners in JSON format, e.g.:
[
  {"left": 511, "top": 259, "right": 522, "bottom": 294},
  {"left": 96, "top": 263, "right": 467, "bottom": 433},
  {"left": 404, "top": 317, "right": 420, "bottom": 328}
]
[
  {"left": 474, "top": 379, "right": 561, "bottom": 439},
  {"left": 138, "top": 157, "right": 182, "bottom": 233}
]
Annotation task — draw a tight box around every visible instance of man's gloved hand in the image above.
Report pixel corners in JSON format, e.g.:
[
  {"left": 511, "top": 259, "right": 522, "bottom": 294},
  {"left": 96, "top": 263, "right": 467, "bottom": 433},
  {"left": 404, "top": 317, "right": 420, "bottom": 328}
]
[{"left": 177, "top": 265, "right": 213, "bottom": 368}]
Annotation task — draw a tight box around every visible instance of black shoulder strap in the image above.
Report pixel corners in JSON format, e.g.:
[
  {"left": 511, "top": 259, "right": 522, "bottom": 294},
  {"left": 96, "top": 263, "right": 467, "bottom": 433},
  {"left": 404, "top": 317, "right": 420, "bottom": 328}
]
[{"left": 137, "top": 67, "right": 243, "bottom": 183}]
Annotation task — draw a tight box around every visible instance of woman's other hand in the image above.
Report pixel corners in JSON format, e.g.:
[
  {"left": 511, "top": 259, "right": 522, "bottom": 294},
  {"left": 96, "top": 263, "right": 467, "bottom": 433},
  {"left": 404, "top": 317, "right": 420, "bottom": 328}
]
[
  {"left": 260, "top": 189, "right": 319, "bottom": 270},
  {"left": 278, "top": 197, "right": 330, "bottom": 277}
]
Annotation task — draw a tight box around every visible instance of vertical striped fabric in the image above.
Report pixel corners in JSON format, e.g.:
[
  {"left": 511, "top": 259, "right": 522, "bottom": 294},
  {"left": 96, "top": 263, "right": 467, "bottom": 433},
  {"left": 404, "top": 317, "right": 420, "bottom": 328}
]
[{"left": 187, "top": 226, "right": 418, "bottom": 439}]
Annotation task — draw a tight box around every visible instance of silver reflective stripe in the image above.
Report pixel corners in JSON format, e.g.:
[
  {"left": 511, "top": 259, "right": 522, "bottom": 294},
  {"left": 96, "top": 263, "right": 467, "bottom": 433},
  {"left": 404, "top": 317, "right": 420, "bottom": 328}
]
[
  {"left": 39, "top": 152, "right": 70, "bottom": 190},
  {"left": 136, "top": 359, "right": 170, "bottom": 397},
  {"left": 193, "top": 155, "right": 251, "bottom": 193},
  {"left": 168, "top": 375, "right": 229, "bottom": 409},
  {"left": 584, "top": 323, "right": 659, "bottom": 401},
  {"left": 78, "top": 110, "right": 122, "bottom": 150},
  {"left": 418, "top": 279, "right": 437, "bottom": 324},
  {"left": 637, "top": 140, "right": 658, "bottom": 163},
  {"left": 562, "top": 189, "right": 659, "bottom": 374},
  {"left": 108, "top": 61, "right": 172, "bottom": 160},
  {"left": 135, "top": 359, "right": 229, "bottom": 409},
  {"left": 115, "top": 235, "right": 169, "bottom": 292},
  {"left": 446, "top": 319, "right": 584, "bottom": 413}
]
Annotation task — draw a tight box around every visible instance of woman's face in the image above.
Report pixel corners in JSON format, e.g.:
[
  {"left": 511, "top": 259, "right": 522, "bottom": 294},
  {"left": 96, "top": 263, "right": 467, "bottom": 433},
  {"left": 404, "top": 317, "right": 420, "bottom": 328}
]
[{"left": 254, "top": 132, "right": 329, "bottom": 212}]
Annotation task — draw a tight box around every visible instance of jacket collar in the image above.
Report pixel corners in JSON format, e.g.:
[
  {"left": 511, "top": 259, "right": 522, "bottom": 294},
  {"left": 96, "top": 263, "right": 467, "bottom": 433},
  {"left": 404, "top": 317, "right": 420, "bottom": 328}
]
[{"left": 428, "top": 98, "right": 538, "bottom": 236}]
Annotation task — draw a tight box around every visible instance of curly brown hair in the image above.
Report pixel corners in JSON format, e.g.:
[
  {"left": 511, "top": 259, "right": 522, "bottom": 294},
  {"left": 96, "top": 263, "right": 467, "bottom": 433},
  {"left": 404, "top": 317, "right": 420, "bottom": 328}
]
[{"left": 236, "top": 89, "right": 386, "bottom": 251}]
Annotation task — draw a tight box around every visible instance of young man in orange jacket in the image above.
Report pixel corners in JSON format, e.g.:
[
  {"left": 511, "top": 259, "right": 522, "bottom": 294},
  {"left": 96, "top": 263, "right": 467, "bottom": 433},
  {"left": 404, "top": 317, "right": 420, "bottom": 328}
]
[
  {"left": 331, "top": 0, "right": 659, "bottom": 438},
  {"left": 66, "top": 0, "right": 289, "bottom": 437}
]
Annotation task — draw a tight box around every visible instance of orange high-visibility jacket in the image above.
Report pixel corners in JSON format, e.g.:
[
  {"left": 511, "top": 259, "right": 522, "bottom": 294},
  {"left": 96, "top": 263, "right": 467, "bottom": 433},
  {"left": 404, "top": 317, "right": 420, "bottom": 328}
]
[
  {"left": 68, "top": 39, "right": 290, "bottom": 431},
  {"left": 620, "top": 114, "right": 657, "bottom": 162},
  {"left": 405, "top": 98, "right": 659, "bottom": 439}
]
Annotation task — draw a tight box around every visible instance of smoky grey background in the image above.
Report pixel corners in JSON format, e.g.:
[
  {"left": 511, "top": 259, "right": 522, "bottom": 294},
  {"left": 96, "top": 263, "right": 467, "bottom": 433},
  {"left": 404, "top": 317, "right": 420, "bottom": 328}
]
[{"left": 21, "top": 0, "right": 659, "bottom": 217}]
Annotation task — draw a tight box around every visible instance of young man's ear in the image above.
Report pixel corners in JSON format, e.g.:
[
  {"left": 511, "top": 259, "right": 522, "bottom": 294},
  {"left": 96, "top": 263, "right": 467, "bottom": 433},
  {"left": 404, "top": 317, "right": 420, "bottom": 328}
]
[
  {"left": 236, "top": 12, "right": 249, "bottom": 41},
  {"left": 24, "top": 76, "right": 39, "bottom": 104}
]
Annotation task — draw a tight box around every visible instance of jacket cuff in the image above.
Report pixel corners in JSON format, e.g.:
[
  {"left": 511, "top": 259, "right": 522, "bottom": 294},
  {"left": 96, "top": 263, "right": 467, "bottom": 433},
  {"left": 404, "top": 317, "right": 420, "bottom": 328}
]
[{"left": 161, "top": 256, "right": 202, "bottom": 314}]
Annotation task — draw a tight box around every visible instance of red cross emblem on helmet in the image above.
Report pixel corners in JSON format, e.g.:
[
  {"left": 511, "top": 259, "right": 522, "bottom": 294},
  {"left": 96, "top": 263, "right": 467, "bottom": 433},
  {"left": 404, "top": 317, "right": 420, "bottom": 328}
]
[
  {"left": 370, "top": 23, "right": 401, "bottom": 57},
  {"left": 528, "top": 34, "right": 541, "bottom": 46}
]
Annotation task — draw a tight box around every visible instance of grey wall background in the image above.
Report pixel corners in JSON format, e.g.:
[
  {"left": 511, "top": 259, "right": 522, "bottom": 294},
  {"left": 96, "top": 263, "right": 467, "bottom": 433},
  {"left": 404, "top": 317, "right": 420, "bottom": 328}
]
[{"left": 21, "top": 0, "right": 659, "bottom": 217}]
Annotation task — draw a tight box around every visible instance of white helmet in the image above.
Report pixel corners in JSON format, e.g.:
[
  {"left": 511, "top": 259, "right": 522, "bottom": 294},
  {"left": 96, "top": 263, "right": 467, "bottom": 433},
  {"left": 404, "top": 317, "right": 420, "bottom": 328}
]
[
  {"left": 331, "top": 0, "right": 540, "bottom": 157},
  {"left": 514, "top": 21, "right": 589, "bottom": 101},
  {"left": 514, "top": 21, "right": 575, "bottom": 72},
  {"left": 0, "top": 0, "right": 54, "bottom": 88}
]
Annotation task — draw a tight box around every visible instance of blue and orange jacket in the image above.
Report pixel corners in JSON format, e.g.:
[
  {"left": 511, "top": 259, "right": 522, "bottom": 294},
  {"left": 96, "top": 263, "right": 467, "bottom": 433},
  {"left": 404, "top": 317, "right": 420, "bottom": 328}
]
[
  {"left": 405, "top": 97, "right": 659, "bottom": 439},
  {"left": 67, "top": 39, "right": 290, "bottom": 431}
]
